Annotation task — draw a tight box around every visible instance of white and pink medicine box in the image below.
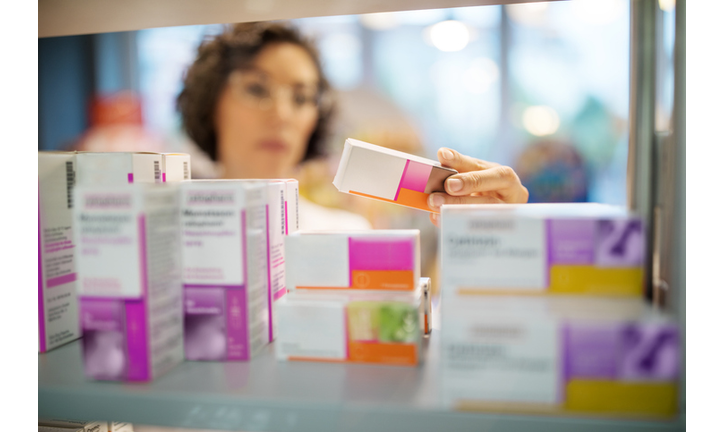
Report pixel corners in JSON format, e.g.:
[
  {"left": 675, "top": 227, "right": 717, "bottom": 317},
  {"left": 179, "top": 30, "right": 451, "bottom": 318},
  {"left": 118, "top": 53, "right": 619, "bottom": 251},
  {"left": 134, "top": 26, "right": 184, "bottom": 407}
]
[
  {"left": 179, "top": 180, "right": 269, "bottom": 361},
  {"left": 285, "top": 230, "right": 421, "bottom": 292},
  {"left": 238, "top": 179, "right": 300, "bottom": 342},
  {"left": 73, "top": 183, "right": 183, "bottom": 381},
  {"left": 161, "top": 153, "right": 191, "bottom": 182},
  {"left": 38, "top": 152, "right": 80, "bottom": 353},
  {"left": 75, "top": 152, "right": 162, "bottom": 185},
  {"left": 333, "top": 138, "right": 457, "bottom": 213}
]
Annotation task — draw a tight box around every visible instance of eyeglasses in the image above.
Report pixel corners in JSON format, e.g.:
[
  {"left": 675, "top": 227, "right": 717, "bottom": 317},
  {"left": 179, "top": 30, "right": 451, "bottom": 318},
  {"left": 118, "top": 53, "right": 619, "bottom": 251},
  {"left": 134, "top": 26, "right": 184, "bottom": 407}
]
[{"left": 228, "top": 70, "right": 322, "bottom": 113}]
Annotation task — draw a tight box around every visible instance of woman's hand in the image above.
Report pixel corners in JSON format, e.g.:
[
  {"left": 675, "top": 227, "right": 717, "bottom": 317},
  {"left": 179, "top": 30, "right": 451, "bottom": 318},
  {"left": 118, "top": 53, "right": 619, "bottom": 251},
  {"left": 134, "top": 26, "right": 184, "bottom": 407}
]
[{"left": 428, "top": 147, "right": 529, "bottom": 226}]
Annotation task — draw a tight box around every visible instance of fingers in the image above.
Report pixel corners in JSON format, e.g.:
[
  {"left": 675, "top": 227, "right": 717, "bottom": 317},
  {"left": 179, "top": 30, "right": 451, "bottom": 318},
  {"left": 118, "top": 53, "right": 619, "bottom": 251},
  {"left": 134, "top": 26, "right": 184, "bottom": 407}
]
[
  {"left": 429, "top": 212, "right": 440, "bottom": 228},
  {"left": 427, "top": 192, "right": 505, "bottom": 213},
  {"left": 437, "top": 147, "right": 499, "bottom": 172},
  {"left": 445, "top": 166, "right": 528, "bottom": 203}
]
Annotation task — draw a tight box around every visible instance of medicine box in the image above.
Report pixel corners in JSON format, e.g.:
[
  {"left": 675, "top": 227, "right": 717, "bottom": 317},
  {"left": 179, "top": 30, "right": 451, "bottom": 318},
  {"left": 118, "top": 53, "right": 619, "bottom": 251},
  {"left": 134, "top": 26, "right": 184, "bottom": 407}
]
[
  {"left": 75, "top": 152, "right": 162, "bottom": 185},
  {"left": 238, "top": 179, "right": 300, "bottom": 342},
  {"left": 179, "top": 180, "right": 269, "bottom": 361},
  {"left": 74, "top": 183, "right": 183, "bottom": 381},
  {"left": 38, "top": 152, "right": 81, "bottom": 352},
  {"left": 440, "top": 295, "right": 679, "bottom": 418},
  {"left": 276, "top": 284, "right": 425, "bottom": 365},
  {"left": 286, "top": 230, "right": 420, "bottom": 292},
  {"left": 333, "top": 138, "right": 456, "bottom": 213},
  {"left": 161, "top": 153, "right": 191, "bottom": 182},
  {"left": 440, "top": 203, "right": 645, "bottom": 297}
]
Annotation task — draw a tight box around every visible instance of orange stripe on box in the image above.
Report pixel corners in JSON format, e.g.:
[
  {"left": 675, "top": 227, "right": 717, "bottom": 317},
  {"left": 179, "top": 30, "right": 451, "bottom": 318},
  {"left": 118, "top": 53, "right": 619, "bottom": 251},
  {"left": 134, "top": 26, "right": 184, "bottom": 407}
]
[
  {"left": 351, "top": 270, "right": 415, "bottom": 290},
  {"left": 424, "top": 314, "right": 429, "bottom": 334},
  {"left": 347, "top": 341, "right": 418, "bottom": 365},
  {"left": 349, "top": 189, "right": 436, "bottom": 213},
  {"left": 396, "top": 188, "right": 433, "bottom": 212}
]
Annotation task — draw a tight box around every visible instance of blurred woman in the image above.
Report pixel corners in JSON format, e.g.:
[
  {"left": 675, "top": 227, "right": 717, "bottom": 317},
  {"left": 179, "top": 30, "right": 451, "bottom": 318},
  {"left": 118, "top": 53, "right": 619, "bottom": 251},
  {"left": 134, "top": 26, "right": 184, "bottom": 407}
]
[
  {"left": 177, "top": 22, "right": 371, "bottom": 229},
  {"left": 177, "top": 22, "right": 528, "bottom": 231}
]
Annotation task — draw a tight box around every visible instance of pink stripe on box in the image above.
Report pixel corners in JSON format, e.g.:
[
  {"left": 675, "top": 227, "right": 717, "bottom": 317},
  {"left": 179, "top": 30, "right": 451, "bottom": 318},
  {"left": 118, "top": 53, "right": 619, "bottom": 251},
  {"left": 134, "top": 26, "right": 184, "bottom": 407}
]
[
  {"left": 162, "top": 173, "right": 167, "bottom": 182},
  {"left": 348, "top": 237, "right": 415, "bottom": 271},
  {"left": 226, "top": 289, "right": 248, "bottom": 360},
  {"left": 273, "top": 287, "right": 287, "bottom": 301},
  {"left": 128, "top": 173, "right": 134, "bottom": 183},
  {"left": 394, "top": 160, "right": 411, "bottom": 201},
  {"left": 399, "top": 160, "right": 434, "bottom": 193},
  {"left": 38, "top": 197, "right": 46, "bottom": 353},
  {"left": 47, "top": 272, "right": 77, "bottom": 288},
  {"left": 125, "top": 299, "right": 150, "bottom": 381},
  {"left": 265, "top": 204, "right": 273, "bottom": 342}
]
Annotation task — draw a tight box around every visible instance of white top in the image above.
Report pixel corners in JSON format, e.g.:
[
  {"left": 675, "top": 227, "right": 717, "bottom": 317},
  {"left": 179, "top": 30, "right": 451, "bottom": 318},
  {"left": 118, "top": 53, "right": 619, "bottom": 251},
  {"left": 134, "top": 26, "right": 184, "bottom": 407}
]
[{"left": 298, "top": 196, "right": 372, "bottom": 231}]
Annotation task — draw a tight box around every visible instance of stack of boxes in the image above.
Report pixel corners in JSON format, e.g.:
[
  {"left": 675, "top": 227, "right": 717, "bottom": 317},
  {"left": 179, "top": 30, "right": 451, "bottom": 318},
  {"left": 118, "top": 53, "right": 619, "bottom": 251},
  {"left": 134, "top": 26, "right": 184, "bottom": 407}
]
[
  {"left": 438, "top": 203, "right": 680, "bottom": 418},
  {"left": 277, "top": 231, "right": 431, "bottom": 365},
  {"left": 39, "top": 139, "right": 681, "bottom": 422}
]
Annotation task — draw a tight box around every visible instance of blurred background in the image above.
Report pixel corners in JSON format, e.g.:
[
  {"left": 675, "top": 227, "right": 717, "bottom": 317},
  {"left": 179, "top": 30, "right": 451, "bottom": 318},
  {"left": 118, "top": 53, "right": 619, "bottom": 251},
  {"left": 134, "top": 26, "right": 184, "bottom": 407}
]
[
  {"left": 38, "top": 0, "right": 678, "bottom": 288},
  {"left": 38, "top": 0, "right": 682, "bottom": 206}
]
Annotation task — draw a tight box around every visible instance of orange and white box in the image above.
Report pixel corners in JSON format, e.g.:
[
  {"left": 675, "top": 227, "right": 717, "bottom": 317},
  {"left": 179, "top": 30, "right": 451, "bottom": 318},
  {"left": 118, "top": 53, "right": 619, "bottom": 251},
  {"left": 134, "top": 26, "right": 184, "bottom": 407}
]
[
  {"left": 275, "top": 284, "right": 424, "bottom": 366},
  {"left": 75, "top": 152, "right": 162, "bottom": 185},
  {"left": 285, "top": 230, "right": 420, "bottom": 291},
  {"left": 333, "top": 138, "right": 456, "bottom": 213},
  {"left": 161, "top": 153, "right": 191, "bottom": 182}
]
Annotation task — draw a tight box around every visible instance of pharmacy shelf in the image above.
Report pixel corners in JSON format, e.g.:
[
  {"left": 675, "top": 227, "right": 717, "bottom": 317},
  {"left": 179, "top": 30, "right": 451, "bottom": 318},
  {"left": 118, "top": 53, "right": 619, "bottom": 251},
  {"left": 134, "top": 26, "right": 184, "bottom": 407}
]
[
  {"left": 39, "top": 333, "right": 684, "bottom": 432},
  {"left": 38, "top": 0, "right": 562, "bottom": 38}
]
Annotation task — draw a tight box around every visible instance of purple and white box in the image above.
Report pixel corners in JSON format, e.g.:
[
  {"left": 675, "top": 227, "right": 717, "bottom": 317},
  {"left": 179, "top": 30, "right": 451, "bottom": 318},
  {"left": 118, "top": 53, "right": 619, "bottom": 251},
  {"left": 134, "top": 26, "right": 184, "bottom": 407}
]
[
  {"left": 440, "top": 296, "right": 680, "bottom": 418},
  {"left": 38, "top": 152, "right": 81, "bottom": 352},
  {"left": 74, "top": 183, "right": 183, "bottom": 381},
  {"left": 180, "top": 180, "right": 269, "bottom": 361},
  {"left": 441, "top": 203, "right": 645, "bottom": 297},
  {"left": 75, "top": 152, "right": 163, "bottom": 185}
]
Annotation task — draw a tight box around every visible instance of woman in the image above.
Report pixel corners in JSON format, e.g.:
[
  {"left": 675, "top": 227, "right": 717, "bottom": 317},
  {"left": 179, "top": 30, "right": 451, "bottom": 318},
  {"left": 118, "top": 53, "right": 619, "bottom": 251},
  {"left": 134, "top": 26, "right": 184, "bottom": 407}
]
[{"left": 177, "top": 22, "right": 528, "bottom": 230}]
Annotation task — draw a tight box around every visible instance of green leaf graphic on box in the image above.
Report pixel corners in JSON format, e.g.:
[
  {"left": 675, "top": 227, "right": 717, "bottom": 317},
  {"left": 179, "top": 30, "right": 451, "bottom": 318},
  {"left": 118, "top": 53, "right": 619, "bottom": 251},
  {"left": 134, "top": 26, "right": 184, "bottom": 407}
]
[
  {"left": 379, "top": 303, "right": 418, "bottom": 343},
  {"left": 348, "top": 302, "right": 380, "bottom": 341}
]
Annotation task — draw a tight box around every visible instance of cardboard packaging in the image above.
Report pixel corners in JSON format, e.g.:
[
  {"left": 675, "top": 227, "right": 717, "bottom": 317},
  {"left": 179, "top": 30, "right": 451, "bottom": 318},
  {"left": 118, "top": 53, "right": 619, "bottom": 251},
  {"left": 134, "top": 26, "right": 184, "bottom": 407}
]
[
  {"left": 74, "top": 183, "right": 183, "bottom": 381},
  {"left": 333, "top": 138, "right": 456, "bottom": 213},
  {"left": 285, "top": 230, "right": 421, "bottom": 292},
  {"left": 179, "top": 180, "right": 269, "bottom": 361},
  {"left": 237, "top": 179, "right": 300, "bottom": 342},
  {"left": 161, "top": 153, "right": 191, "bottom": 182},
  {"left": 440, "top": 203, "right": 645, "bottom": 297},
  {"left": 75, "top": 152, "right": 162, "bottom": 185},
  {"left": 440, "top": 295, "right": 679, "bottom": 419},
  {"left": 276, "top": 284, "right": 425, "bottom": 366},
  {"left": 38, "top": 152, "right": 81, "bottom": 352}
]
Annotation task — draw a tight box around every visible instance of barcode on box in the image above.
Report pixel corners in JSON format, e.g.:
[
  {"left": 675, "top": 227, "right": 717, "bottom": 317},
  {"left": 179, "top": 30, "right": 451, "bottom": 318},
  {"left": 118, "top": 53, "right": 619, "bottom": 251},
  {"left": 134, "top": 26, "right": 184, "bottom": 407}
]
[
  {"left": 154, "top": 160, "right": 161, "bottom": 181},
  {"left": 65, "top": 161, "right": 75, "bottom": 209},
  {"left": 183, "top": 161, "right": 190, "bottom": 180}
]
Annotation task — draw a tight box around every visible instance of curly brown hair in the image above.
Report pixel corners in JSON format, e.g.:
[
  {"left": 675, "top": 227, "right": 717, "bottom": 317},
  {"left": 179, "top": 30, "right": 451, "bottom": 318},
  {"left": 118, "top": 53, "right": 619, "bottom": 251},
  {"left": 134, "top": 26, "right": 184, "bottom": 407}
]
[{"left": 177, "top": 21, "right": 334, "bottom": 162}]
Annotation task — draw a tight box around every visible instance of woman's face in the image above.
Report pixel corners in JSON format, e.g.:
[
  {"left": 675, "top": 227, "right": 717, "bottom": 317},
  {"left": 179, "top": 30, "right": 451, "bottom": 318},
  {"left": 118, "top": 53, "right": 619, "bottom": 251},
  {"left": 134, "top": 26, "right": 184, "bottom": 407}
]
[{"left": 214, "top": 42, "right": 321, "bottom": 179}]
